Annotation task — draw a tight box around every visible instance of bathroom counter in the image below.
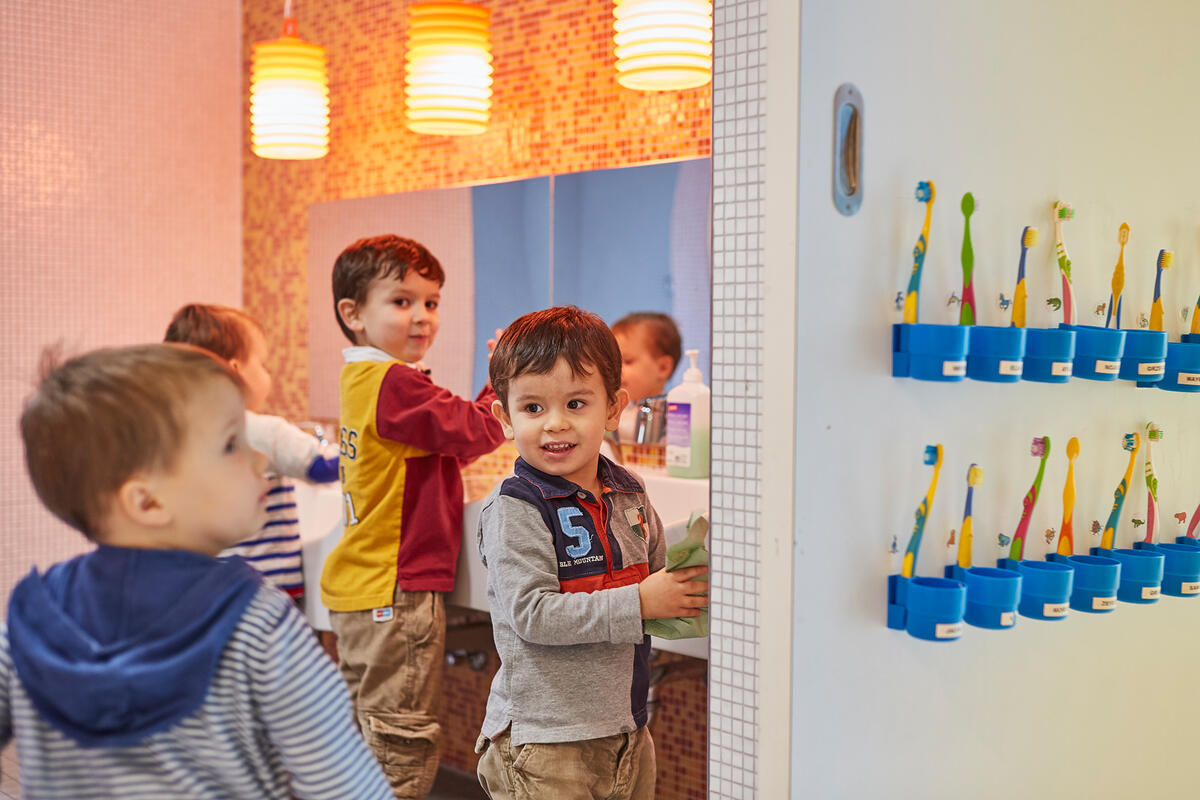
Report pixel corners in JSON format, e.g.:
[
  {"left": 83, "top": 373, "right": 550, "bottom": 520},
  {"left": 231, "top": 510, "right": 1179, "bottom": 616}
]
[{"left": 297, "top": 470, "right": 709, "bottom": 659}]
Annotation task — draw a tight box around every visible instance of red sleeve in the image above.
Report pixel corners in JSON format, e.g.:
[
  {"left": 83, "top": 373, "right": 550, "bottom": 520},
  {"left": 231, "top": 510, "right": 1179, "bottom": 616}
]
[{"left": 376, "top": 364, "right": 506, "bottom": 459}]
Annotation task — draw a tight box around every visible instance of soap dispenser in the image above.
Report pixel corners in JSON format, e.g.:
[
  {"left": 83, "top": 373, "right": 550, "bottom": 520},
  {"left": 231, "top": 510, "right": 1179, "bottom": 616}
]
[{"left": 665, "top": 349, "right": 710, "bottom": 479}]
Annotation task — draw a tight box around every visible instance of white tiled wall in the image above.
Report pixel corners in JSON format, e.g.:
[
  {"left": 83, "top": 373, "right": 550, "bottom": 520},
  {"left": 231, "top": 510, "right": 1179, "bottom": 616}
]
[
  {"left": 0, "top": 1, "right": 242, "bottom": 608},
  {"left": 710, "top": 0, "right": 766, "bottom": 796}
]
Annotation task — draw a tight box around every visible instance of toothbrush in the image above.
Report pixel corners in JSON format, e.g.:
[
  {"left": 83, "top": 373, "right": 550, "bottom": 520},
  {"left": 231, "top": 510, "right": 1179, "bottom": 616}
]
[
  {"left": 901, "top": 444, "right": 944, "bottom": 578},
  {"left": 959, "top": 193, "right": 977, "bottom": 325},
  {"left": 1106, "top": 223, "right": 1130, "bottom": 329},
  {"left": 1053, "top": 201, "right": 1076, "bottom": 325},
  {"left": 956, "top": 464, "right": 983, "bottom": 568},
  {"left": 1009, "top": 436, "right": 1051, "bottom": 561},
  {"left": 1056, "top": 437, "right": 1080, "bottom": 556},
  {"left": 1011, "top": 226, "right": 1039, "bottom": 328},
  {"left": 1190, "top": 292, "right": 1200, "bottom": 335},
  {"left": 902, "top": 181, "right": 937, "bottom": 325},
  {"left": 1142, "top": 423, "right": 1163, "bottom": 544},
  {"left": 1149, "top": 250, "right": 1174, "bottom": 332},
  {"left": 1188, "top": 500, "right": 1200, "bottom": 539},
  {"left": 1100, "top": 432, "right": 1141, "bottom": 550}
]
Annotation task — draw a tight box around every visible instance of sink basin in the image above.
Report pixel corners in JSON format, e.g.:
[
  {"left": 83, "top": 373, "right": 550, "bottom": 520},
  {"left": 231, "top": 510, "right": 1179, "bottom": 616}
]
[{"left": 295, "top": 473, "right": 709, "bottom": 659}]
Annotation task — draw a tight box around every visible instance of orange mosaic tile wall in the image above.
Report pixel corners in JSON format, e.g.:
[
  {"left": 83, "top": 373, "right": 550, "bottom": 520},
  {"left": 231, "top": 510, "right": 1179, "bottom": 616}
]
[
  {"left": 242, "top": 0, "right": 710, "bottom": 420},
  {"left": 244, "top": 2, "right": 710, "bottom": 795}
]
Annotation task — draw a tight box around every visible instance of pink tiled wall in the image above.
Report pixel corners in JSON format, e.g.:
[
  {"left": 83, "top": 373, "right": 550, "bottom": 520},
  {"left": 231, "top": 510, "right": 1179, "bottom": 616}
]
[{"left": 0, "top": 1, "right": 244, "bottom": 606}]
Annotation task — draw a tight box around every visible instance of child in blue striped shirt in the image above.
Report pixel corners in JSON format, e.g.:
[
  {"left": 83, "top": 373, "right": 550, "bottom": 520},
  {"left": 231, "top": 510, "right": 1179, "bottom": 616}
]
[
  {"left": 165, "top": 303, "right": 338, "bottom": 599},
  {"left": 2, "top": 343, "right": 391, "bottom": 798}
]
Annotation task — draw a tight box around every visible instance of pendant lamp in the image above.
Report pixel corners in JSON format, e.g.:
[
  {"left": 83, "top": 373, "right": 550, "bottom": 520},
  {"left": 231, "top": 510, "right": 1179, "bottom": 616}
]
[
  {"left": 613, "top": 0, "right": 713, "bottom": 92},
  {"left": 404, "top": 2, "right": 493, "bottom": 136},
  {"left": 250, "top": 1, "right": 330, "bottom": 159}
]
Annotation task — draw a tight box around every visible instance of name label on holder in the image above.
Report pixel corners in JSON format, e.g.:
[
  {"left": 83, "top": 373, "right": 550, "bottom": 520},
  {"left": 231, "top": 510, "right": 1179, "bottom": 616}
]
[
  {"left": 942, "top": 360, "right": 966, "bottom": 377},
  {"left": 998, "top": 360, "right": 1022, "bottom": 376},
  {"left": 1178, "top": 373, "right": 1200, "bottom": 386},
  {"left": 1092, "top": 596, "right": 1117, "bottom": 610},
  {"left": 1138, "top": 361, "right": 1165, "bottom": 376},
  {"left": 1182, "top": 582, "right": 1200, "bottom": 595},
  {"left": 1051, "top": 362, "right": 1073, "bottom": 376},
  {"left": 1043, "top": 602, "right": 1068, "bottom": 618},
  {"left": 1000, "top": 611, "right": 1015, "bottom": 627},
  {"left": 934, "top": 621, "right": 963, "bottom": 639},
  {"left": 1094, "top": 360, "right": 1120, "bottom": 374},
  {"left": 1142, "top": 586, "right": 1160, "bottom": 600}
]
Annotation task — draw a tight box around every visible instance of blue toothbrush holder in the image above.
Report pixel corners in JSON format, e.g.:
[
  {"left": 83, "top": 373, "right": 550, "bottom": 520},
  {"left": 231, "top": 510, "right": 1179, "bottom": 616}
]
[
  {"left": 1093, "top": 547, "right": 1164, "bottom": 603},
  {"left": 892, "top": 323, "right": 969, "bottom": 381},
  {"left": 966, "top": 326, "right": 1026, "bottom": 382},
  {"left": 945, "top": 564, "right": 1021, "bottom": 629},
  {"left": 887, "top": 574, "right": 966, "bottom": 641},
  {"left": 997, "top": 558, "right": 1073, "bottom": 620},
  {"left": 1121, "top": 329, "right": 1167, "bottom": 383},
  {"left": 1022, "top": 327, "right": 1076, "bottom": 383},
  {"left": 1047, "top": 553, "right": 1121, "bottom": 613},
  {"left": 1153, "top": 336, "right": 1200, "bottom": 392},
  {"left": 1134, "top": 541, "right": 1200, "bottom": 597},
  {"left": 1060, "top": 324, "right": 1125, "bottom": 381}
]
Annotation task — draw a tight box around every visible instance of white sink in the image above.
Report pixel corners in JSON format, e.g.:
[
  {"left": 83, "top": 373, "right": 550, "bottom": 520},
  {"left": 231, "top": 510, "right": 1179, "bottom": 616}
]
[{"left": 296, "top": 472, "right": 710, "bottom": 659}]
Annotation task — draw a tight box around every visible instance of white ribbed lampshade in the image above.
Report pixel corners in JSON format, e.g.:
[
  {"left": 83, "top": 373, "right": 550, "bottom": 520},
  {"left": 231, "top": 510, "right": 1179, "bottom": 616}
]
[
  {"left": 250, "top": 17, "right": 330, "bottom": 159},
  {"left": 404, "top": 2, "right": 493, "bottom": 136},
  {"left": 613, "top": 0, "right": 713, "bottom": 92}
]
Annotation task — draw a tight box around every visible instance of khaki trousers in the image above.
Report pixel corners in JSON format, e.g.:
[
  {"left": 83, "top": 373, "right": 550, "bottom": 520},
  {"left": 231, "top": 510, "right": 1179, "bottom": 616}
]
[
  {"left": 330, "top": 590, "right": 445, "bottom": 800},
  {"left": 475, "top": 728, "right": 656, "bottom": 800}
]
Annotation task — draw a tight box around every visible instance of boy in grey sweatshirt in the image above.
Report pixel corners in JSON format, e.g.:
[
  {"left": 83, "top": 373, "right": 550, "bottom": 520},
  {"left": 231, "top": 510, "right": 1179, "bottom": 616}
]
[{"left": 475, "top": 307, "right": 708, "bottom": 800}]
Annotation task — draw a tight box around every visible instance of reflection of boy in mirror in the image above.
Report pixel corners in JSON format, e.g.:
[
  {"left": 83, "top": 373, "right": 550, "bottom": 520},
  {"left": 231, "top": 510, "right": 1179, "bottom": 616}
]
[
  {"left": 612, "top": 312, "right": 682, "bottom": 442},
  {"left": 326, "top": 234, "right": 508, "bottom": 798}
]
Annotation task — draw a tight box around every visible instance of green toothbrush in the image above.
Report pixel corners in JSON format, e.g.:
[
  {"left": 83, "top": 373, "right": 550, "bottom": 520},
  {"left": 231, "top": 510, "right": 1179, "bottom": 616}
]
[{"left": 959, "top": 192, "right": 976, "bottom": 325}]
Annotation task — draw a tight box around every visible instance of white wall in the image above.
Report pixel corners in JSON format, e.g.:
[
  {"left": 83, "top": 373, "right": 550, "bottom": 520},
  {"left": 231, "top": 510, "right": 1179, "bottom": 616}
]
[
  {"left": 0, "top": 0, "right": 243, "bottom": 605},
  {"left": 791, "top": 2, "right": 1200, "bottom": 797}
]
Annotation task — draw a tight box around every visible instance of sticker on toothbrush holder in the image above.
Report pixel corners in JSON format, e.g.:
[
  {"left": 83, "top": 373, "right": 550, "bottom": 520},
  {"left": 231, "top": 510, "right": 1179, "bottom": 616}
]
[
  {"left": 999, "top": 611, "right": 1015, "bottom": 627},
  {"left": 1138, "top": 361, "right": 1165, "bottom": 376},
  {"left": 942, "top": 360, "right": 966, "bottom": 377},
  {"left": 998, "top": 360, "right": 1022, "bottom": 376},
  {"left": 1042, "top": 602, "right": 1068, "bottom": 618},
  {"left": 1092, "top": 596, "right": 1117, "bottom": 611},
  {"left": 1181, "top": 582, "right": 1200, "bottom": 595},
  {"left": 1142, "top": 586, "right": 1160, "bottom": 600},
  {"left": 1051, "top": 362, "right": 1072, "bottom": 376},
  {"left": 1094, "top": 359, "right": 1120, "bottom": 374},
  {"left": 1177, "top": 373, "right": 1200, "bottom": 386},
  {"left": 934, "top": 621, "right": 963, "bottom": 639}
]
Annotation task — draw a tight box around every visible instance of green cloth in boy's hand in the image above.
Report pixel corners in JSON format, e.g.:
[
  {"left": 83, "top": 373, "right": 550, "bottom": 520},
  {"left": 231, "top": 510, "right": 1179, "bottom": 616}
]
[{"left": 644, "top": 510, "right": 709, "bottom": 640}]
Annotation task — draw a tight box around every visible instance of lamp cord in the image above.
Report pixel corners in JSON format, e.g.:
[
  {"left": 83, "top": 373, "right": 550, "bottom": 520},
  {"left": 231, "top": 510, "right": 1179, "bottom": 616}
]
[{"left": 284, "top": 0, "right": 293, "bottom": 18}]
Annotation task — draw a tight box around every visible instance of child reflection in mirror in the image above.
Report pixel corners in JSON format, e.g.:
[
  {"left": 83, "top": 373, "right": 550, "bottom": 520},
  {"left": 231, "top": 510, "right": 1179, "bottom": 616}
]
[{"left": 611, "top": 311, "right": 682, "bottom": 444}]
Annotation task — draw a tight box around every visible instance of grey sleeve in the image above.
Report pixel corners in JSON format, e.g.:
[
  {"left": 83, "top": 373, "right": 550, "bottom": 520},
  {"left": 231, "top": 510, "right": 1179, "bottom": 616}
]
[{"left": 481, "top": 495, "right": 645, "bottom": 646}]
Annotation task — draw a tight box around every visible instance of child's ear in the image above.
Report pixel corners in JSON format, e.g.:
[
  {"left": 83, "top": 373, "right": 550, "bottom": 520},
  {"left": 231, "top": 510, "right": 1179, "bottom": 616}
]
[
  {"left": 654, "top": 354, "right": 675, "bottom": 382},
  {"left": 606, "top": 388, "right": 630, "bottom": 431},
  {"left": 336, "top": 298, "right": 365, "bottom": 336},
  {"left": 490, "top": 399, "right": 515, "bottom": 439},
  {"left": 113, "top": 475, "right": 172, "bottom": 529}
]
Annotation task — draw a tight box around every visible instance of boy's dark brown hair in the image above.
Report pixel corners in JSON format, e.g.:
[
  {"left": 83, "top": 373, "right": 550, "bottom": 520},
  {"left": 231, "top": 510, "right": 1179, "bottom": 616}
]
[
  {"left": 331, "top": 234, "right": 446, "bottom": 343},
  {"left": 20, "top": 343, "right": 242, "bottom": 539},
  {"left": 163, "top": 303, "right": 261, "bottom": 361},
  {"left": 489, "top": 306, "right": 622, "bottom": 408},
  {"left": 612, "top": 311, "right": 682, "bottom": 372}
]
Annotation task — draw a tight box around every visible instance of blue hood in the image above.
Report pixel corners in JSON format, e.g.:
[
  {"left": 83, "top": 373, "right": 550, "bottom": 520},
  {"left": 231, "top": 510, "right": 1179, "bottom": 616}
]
[{"left": 6, "top": 546, "right": 263, "bottom": 748}]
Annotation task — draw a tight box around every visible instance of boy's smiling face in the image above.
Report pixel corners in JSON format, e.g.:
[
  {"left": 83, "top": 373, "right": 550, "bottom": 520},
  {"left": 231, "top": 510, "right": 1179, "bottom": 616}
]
[
  {"left": 492, "top": 357, "right": 626, "bottom": 496},
  {"left": 339, "top": 270, "right": 442, "bottom": 363}
]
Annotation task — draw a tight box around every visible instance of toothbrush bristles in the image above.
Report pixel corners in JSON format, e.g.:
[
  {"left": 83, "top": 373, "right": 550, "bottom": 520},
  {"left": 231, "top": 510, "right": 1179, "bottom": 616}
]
[
  {"left": 1123, "top": 433, "right": 1138, "bottom": 451},
  {"left": 1158, "top": 250, "right": 1174, "bottom": 270},
  {"left": 923, "top": 445, "right": 939, "bottom": 465},
  {"left": 1030, "top": 436, "right": 1048, "bottom": 458},
  {"left": 1147, "top": 422, "right": 1163, "bottom": 440},
  {"left": 966, "top": 464, "right": 983, "bottom": 486},
  {"left": 915, "top": 181, "right": 934, "bottom": 203},
  {"left": 1056, "top": 202, "right": 1074, "bottom": 220},
  {"left": 1022, "top": 227, "right": 1039, "bottom": 248}
]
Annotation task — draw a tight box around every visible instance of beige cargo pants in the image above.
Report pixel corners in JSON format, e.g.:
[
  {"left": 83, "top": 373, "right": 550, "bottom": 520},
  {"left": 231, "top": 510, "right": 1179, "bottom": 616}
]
[
  {"left": 475, "top": 727, "right": 655, "bottom": 800},
  {"left": 330, "top": 589, "right": 445, "bottom": 799}
]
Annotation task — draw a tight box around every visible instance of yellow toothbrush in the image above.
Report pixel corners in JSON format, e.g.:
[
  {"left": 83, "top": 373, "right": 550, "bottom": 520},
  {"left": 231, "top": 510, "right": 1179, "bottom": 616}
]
[
  {"left": 1010, "top": 227, "right": 1038, "bottom": 328},
  {"left": 1057, "top": 437, "right": 1079, "bottom": 556},
  {"left": 901, "top": 444, "right": 943, "bottom": 578},
  {"left": 1149, "top": 250, "right": 1174, "bottom": 332},
  {"left": 902, "top": 182, "right": 937, "bottom": 325},
  {"left": 1101, "top": 433, "right": 1141, "bottom": 550},
  {"left": 1106, "top": 223, "right": 1129, "bottom": 329}
]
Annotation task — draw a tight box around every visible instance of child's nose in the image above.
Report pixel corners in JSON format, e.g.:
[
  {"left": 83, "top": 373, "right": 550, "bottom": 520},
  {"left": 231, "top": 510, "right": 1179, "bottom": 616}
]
[{"left": 543, "top": 409, "right": 569, "bottom": 431}]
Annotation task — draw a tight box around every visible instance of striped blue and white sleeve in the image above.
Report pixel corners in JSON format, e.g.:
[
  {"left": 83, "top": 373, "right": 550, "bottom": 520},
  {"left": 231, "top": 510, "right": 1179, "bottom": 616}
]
[
  {"left": 251, "top": 599, "right": 391, "bottom": 799},
  {"left": 0, "top": 626, "right": 11, "bottom": 779}
]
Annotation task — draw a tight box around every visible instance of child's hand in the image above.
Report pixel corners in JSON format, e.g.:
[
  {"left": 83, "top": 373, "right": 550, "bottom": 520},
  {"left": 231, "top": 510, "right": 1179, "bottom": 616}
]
[
  {"left": 638, "top": 566, "right": 708, "bottom": 619},
  {"left": 486, "top": 328, "right": 505, "bottom": 359}
]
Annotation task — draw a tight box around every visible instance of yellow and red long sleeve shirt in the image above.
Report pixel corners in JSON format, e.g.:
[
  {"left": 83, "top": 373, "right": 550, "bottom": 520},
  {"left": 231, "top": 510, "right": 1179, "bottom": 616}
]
[{"left": 320, "top": 349, "right": 507, "bottom": 612}]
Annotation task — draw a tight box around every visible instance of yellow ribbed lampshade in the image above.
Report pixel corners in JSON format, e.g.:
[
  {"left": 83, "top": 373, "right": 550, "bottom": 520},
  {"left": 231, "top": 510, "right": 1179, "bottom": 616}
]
[
  {"left": 250, "top": 17, "right": 329, "bottom": 159},
  {"left": 613, "top": 0, "right": 712, "bottom": 91},
  {"left": 404, "top": 2, "right": 493, "bottom": 136}
]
